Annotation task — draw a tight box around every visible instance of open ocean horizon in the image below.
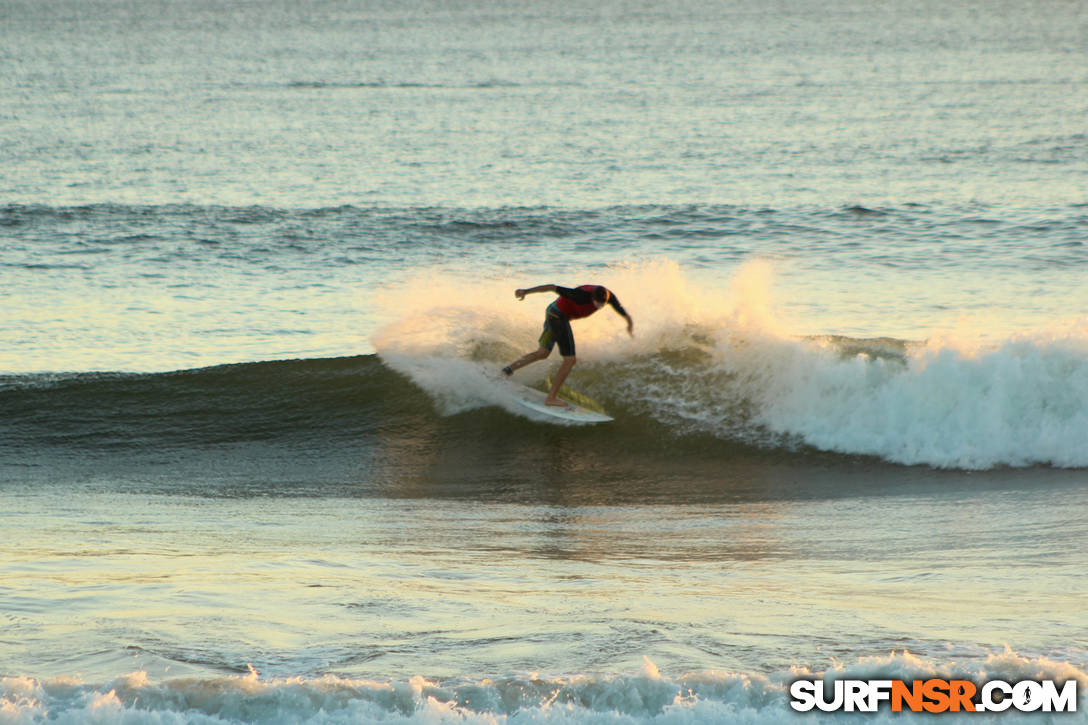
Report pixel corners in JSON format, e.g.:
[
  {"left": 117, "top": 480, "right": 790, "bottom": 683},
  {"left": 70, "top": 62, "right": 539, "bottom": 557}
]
[{"left": 2, "top": 0, "right": 1086, "bottom": 721}]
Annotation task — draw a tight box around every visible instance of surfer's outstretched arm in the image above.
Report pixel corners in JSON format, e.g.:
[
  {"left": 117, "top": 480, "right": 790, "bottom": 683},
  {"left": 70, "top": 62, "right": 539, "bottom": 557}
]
[
  {"left": 607, "top": 294, "right": 635, "bottom": 337},
  {"left": 515, "top": 284, "right": 556, "bottom": 300}
]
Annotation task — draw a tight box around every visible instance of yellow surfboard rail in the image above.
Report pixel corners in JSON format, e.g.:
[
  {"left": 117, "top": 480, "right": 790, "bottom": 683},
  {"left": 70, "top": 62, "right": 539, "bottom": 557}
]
[{"left": 544, "top": 374, "right": 609, "bottom": 416}]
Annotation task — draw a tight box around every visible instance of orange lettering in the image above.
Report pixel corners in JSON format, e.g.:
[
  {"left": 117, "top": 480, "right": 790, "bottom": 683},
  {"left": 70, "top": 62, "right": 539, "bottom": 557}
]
[
  {"left": 922, "top": 679, "right": 951, "bottom": 713},
  {"left": 892, "top": 680, "right": 924, "bottom": 712},
  {"left": 949, "top": 680, "right": 977, "bottom": 712}
]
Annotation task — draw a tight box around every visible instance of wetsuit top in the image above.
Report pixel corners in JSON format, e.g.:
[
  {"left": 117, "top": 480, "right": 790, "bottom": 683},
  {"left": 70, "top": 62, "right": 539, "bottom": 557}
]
[{"left": 553, "top": 285, "right": 628, "bottom": 320}]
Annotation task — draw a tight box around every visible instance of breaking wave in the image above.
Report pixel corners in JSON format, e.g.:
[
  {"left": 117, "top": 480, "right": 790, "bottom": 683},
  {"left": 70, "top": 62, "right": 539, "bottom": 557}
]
[
  {"left": 3, "top": 262, "right": 1085, "bottom": 470},
  {"left": 2, "top": 651, "right": 1084, "bottom": 724}
]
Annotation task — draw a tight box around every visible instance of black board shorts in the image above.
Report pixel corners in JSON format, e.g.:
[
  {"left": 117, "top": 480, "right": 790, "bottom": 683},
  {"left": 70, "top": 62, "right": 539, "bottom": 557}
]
[{"left": 538, "top": 302, "right": 575, "bottom": 357}]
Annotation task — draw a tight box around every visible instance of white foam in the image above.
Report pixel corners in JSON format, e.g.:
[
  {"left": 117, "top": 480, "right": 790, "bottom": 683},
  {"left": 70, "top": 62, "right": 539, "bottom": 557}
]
[
  {"left": 713, "top": 324, "right": 1088, "bottom": 468},
  {"left": 2, "top": 652, "right": 1084, "bottom": 724},
  {"left": 371, "top": 260, "right": 1088, "bottom": 469}
]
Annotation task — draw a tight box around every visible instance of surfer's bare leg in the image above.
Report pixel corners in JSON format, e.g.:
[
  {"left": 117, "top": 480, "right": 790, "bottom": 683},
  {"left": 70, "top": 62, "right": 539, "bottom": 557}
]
[
  {"left": 545, "top": 356, "right": 576, "bottom": 406},
  {"left": 504, "top": 347, "right": 550, "bottom": 375}
]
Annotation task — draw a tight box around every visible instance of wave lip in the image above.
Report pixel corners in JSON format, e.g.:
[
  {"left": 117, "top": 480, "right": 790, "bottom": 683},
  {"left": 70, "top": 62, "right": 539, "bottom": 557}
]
[
  {"left": 4, "top": 258, "right": 1086, "bottom": 471},
  {"left": 739, "top": 331, "right": 1088, "bottom": 470},
  {"left": 4, "top": 341, "right": 1085, "bottom": 473},
  {"left": 368, "top": 259, "right": 1088, "bottom": 472}
]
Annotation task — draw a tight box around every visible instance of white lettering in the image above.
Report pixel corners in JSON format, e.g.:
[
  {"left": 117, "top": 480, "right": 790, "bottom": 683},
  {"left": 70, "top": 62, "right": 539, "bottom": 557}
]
[
  {"left": 817, "top": 680, "right": 844, "bottom": 712},
  {"left": 1013, "top": 681, "right": 1043, "bottom": 712},
  {"left": 868, "top": 680, "right": 894, "bottom": 711},
  {"left": 790, "top": 677, "right": 1076, "bottom": 714},
  {"left": 980, "top": 680, "right": 1012, "bottom": 712},
  {"left": 789, "top": 680, "right": 817, "bottom": 712},
  {"left": 1042, "top": 680, "right": 1078, "bottom": 712},
  {"left": 844, "top": 680, "right": 868, "bottom": 712}
]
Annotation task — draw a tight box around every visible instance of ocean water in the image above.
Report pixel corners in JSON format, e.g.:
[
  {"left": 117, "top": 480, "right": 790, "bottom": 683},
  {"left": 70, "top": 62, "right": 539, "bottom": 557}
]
[{"left": 2, "top": 0, "right": 1087, "bottom": 722}]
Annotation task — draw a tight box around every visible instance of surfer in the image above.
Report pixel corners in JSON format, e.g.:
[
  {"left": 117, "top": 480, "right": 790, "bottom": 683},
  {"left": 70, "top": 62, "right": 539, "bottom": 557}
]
[{"left": 502, "top": 284, "right": 633, "bottom": 407}]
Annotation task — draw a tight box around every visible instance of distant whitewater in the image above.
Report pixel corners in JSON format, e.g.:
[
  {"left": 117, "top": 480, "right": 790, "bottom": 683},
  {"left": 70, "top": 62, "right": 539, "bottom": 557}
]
[
  {"left": 4, "top": 0, "right": 1086, "bottom": 718},
  {"left": 4, "top": 651, "right": 1086, "bottom": 724}
]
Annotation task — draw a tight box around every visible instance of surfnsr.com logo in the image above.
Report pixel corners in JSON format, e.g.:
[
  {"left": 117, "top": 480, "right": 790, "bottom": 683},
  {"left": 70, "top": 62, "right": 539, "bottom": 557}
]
[{"left": 789, "top": 678, "right": 1078, "bottom": 714}]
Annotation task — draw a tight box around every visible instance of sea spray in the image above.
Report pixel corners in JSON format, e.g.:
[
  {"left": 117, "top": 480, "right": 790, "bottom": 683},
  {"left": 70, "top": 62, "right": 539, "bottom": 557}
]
[
  {"left": 373, "top": 260, "right": 1088, "bottom": 469},
  {"left": 719, "top": 328, "right": 1088, "bottom": 469}
]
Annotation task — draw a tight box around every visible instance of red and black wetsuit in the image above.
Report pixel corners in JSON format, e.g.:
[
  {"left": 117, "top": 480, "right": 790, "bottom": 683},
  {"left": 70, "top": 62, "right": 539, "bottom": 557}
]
[{"left": 539, "top": 285, "right": 628, "bottom": 357}]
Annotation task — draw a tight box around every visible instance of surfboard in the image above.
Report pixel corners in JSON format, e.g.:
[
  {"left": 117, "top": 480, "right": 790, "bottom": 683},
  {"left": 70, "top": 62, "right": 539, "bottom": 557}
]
[{"left": 510, "top": 383, "right": 613, "bottom": 424}]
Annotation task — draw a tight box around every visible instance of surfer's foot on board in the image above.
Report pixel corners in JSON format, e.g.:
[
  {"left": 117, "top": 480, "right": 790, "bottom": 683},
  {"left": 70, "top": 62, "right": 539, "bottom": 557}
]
[{"left": 544, "top": 397, "right": 569, "bottom": 408}]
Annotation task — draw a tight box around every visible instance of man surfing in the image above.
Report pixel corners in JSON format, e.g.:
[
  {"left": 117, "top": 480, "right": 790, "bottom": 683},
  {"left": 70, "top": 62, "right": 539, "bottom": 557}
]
[{"left": 502, "top": 284, "right": 633, "bottom": 407}]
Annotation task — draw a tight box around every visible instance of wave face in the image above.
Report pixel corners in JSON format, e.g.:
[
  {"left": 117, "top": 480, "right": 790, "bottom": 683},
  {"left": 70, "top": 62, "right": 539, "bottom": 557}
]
[
  {"left": 2, "top": 652, "right": 1085, "bottom": 724},
  {"left": 3, "top": 323, "right": 1086, "bottom": 474},
  {"left": 373, "top": 261, "right": 1088, "bottom": 471},
  {"left": 0, "top": 356, "right": 409, "bottom": 453}
]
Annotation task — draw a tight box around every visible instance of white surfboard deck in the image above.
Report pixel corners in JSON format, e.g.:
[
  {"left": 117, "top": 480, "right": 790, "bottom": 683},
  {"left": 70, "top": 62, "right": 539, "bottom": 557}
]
[{"left": 510, "top": 383, "right": 613, "bottom": 424}]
